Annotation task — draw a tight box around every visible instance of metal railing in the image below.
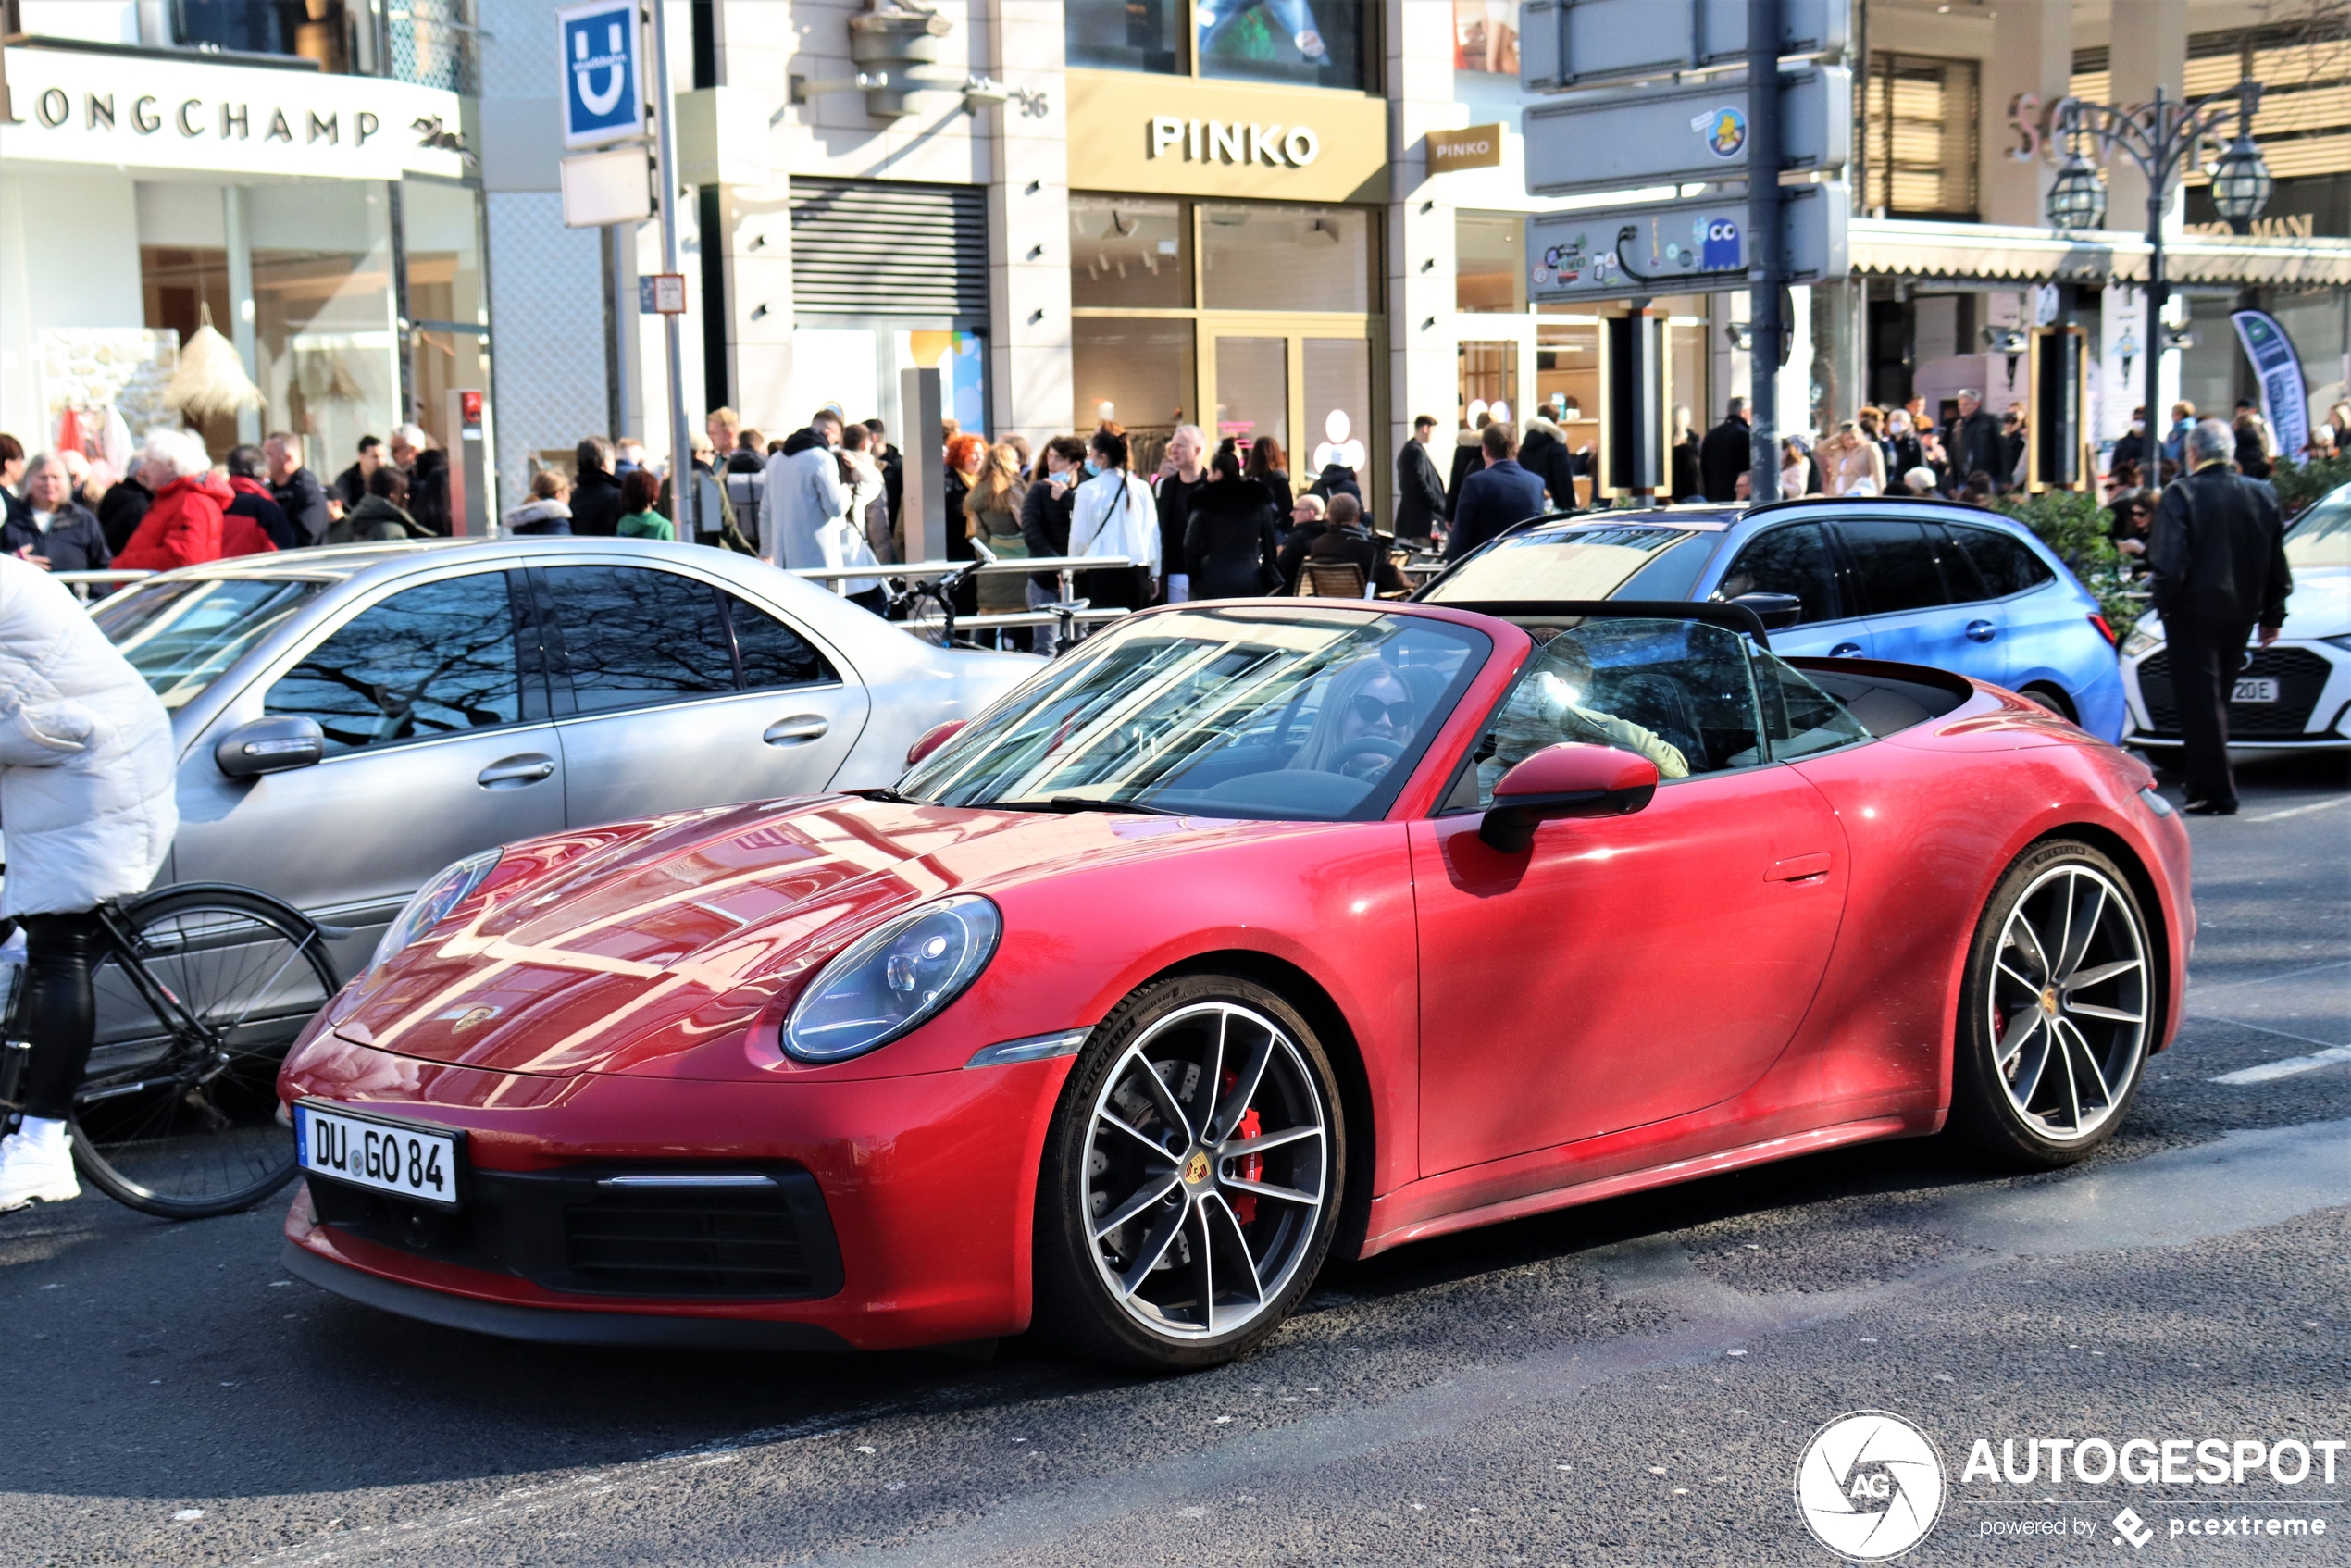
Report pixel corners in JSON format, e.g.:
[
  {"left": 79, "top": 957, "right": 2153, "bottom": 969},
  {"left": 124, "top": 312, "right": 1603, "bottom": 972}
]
[{"left": 52, "top": 569, "right": 155, "bottom": 603}]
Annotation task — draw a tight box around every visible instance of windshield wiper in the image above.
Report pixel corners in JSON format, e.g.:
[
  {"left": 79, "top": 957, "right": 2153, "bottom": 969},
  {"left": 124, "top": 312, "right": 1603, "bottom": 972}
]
[
  {"left": 849, "top": 786, "right": 922, "bottom": 804},
  {"left": 1001, "top": 795, "right": 1190, "bottom": 817}
]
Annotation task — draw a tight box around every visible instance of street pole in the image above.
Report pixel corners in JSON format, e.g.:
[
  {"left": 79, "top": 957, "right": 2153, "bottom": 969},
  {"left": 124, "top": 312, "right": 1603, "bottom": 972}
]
[
  {"left": 649, "top": 1, "right": 698, "bottom": 534},
  {"left": 2144, "top": 87, "right": 2169, "bottom": 491},
  {"left": 1748, "top": 0, "right": 1784, "bottom": 501}
]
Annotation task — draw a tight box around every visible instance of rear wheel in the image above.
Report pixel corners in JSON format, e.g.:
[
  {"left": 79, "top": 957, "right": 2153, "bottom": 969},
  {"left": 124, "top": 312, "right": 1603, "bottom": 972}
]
[
  {"left": 70, "top": 888, "right": 339, "bottom": 1219},
  {"left": 1034, "top": 974, "right": 1344, "bottom": 1371},
  {"left": 1949, "top": 840, "right": 2153, "bottom": 1168},
  {"left": 2019, "top": 682, "right": 2077, "bottom": 723}
]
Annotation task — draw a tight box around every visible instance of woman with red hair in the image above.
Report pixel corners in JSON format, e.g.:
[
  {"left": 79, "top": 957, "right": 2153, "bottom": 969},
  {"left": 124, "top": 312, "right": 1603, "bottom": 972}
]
[{"left": 942, "top": 432, "right": 990, "bottom": 615}]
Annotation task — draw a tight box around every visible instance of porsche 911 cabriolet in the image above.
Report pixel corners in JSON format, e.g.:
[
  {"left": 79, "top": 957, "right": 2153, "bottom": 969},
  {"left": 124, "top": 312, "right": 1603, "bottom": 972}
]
[{"left": 278, "top": 599, "right": 2191, "bottom": 1370}]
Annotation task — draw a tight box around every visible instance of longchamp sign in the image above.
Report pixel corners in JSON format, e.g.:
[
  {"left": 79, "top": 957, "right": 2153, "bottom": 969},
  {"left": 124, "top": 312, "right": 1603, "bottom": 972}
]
[{"left": 0, "top": 43, "right": 467, "bottom": 181}]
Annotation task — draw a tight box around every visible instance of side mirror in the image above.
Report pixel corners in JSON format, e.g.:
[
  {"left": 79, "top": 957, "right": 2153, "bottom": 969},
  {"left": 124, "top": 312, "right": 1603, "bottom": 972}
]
[
  {"left": 906, "top": 719, "right": 964, "bottom": 768},
  {"left": 1730, "top": 591, "right": 1804, "bottom": 630},
  {"left": 214, "top": 715, "right": 325, "bottom": 778},
  {"left": 1477, "top": 742, "right": 1658, "bottom": 853}
]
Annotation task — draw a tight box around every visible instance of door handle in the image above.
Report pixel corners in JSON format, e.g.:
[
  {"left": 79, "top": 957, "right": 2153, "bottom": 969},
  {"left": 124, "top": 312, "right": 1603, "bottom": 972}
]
[
  {"left": 1965, "top": 618, "right": 1997, "bottom": 642},
  {"left": 1829, "top": 641, "right": 1864, "bottom": 658},
  {"left": 1766, "top": 852, "right": 1834, "bottom": 883},
  {"left": 477, "top": 753, "right": 555, "bottom": 788},
  {"left": 763, "top": 715, "right": 830, "bottom": 745}
]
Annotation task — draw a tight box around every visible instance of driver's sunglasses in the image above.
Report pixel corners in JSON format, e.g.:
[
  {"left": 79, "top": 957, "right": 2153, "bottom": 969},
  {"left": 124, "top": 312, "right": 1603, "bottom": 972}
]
[{"left": 1351, "top": 693, "right": 1414, "bottom": 728}]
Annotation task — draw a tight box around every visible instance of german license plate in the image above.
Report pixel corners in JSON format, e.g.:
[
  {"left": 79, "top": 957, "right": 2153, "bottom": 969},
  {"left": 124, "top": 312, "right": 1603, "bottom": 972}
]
[
  {"left": 295, "top": 1100, "right": 463, "bottom": 1209},
  {"left": 2232, "top": 678, "right": 2279, "bottom": 703}
]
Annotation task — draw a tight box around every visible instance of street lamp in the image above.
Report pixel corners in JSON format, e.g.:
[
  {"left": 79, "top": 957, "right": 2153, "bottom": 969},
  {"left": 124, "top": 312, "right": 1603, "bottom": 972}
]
[
  {"left": 2049, "top": 80, "right": 2269, "bottom": 479},
  {"left": 2046, "top": 152, "right": 2108, "bottom": 232}
]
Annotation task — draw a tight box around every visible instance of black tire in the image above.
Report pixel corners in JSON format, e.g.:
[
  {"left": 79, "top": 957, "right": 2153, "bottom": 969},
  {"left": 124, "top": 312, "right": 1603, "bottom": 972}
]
[
  {"left": 69, "top": 887, "right": 339, "bottom": 1219},
  {"left": 2018, "top": 682, "right": 2077, "bottom": 723},
  {"left": 1949, "top": 839, "right": 2155, "bottom": 1169},
  {"left": 1033, "top": 973, "right": 1345, "bottom": 1372}
]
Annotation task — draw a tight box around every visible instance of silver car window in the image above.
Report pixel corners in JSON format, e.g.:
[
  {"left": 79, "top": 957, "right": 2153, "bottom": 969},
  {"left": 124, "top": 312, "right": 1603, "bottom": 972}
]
[
  {"left": 92, "top": 577, "right": 325, "bottom": 710},
  {"left": 541, "top": 565, "right": 737, "bottom": 713},
  {"left": 724, "top": 591, "right": 838, "bottom": 690},
  {"left": 266, "top": 572, "right": 523, "bottom": 753}
]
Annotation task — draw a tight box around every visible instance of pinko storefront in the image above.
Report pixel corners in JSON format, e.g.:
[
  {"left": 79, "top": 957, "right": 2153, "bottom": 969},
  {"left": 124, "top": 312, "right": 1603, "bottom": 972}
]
[
  {"left": 0, "top": 39, "right": 483, "bottom": 475},
  {"left": 1063, "top": 65, "right": 1388, "bottom": 501}
]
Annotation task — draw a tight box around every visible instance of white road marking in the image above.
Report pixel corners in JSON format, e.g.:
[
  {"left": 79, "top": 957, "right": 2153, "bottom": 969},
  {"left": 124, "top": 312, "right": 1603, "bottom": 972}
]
[
  {"left": 2184, "top": 959, "right": 2349, "bottom": 998},
  {"left": 2211, "top": 1045, "right": 2351, "bottom": 1085},
  {"left": 2242, "top": 795, "right": 2351, "bottom": 823}
]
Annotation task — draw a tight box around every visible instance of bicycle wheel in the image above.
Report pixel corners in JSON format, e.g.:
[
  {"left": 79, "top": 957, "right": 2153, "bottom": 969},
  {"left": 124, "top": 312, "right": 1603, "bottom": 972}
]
[{"left": 70, "top": 886, "right": 339, "bottom": 1219}]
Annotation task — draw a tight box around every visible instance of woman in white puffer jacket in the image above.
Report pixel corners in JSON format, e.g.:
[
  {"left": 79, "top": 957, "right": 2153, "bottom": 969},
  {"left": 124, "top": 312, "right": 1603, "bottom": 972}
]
[{"left": 0, "top": 553, "right": 178, "bottom": 1209}]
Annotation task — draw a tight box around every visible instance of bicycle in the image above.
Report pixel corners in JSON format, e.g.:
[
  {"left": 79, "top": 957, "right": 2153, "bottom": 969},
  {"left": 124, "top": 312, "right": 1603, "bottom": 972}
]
[
  {"left": 0, "top": 883, "right": 341, "bottom": 1220},
  {"left": 882, "top": 556, "right": 990, "bottom": 649}
]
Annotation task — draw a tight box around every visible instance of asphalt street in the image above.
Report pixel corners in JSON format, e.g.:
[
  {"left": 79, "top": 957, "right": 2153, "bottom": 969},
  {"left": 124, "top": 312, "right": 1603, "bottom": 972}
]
[{"left": 2, "top": 754, "right": 2345, "bottom": 1568}]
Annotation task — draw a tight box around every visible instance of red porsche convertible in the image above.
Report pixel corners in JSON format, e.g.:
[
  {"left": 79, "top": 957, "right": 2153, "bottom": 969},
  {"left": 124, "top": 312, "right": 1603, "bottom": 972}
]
[{"left": 278, "top": 600, "right": 2190, "bottom": 1370}]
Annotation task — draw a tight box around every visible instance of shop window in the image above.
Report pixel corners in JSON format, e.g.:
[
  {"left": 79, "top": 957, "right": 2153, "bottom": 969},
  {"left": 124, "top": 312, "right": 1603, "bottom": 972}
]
[
  {"left": 1200, "top": 204, "right": 1369, "bottom": 313},
  {"left": 1066, "top": 0, "right": 1185, "bottom": 74},
  {"left": 250, "top": 182, "right": 400, "bottom": 492},
  {"left": 1535, "top": 313, "right": 1600, "bottom": 494},
  {"left": 173, "top": 0, "right": 354, "bottom": 71},
  {"left": 1459, "top": 342, "right": 1517, "bottom": 428},
  {"left": 1300, "top": 338, "right": 1371, "bottom": 487},
  {"left": 1450, "top": 0, "right": 1521, "bottom": 75},
  {"left": 1456, "top": 213, "right": 1526, "bottom": 315},
  {"left": 1199, "top": 0, "right": 1368, "bottom": 92},
  {"left": 1070, "top": 195, "right": 1191, "bottom": 311},
  {"left": 1075, "top": 318, "right": 1194, "bottom": 472},
  {"left": 1214, "top": 338, "right": 1288, "bottom": 453},
  {"left": 1863, "top": 54, "right": 1979, "bottom": 220},
  {"left": 400, "top": 180, "right": 491, "bottom": 454}
]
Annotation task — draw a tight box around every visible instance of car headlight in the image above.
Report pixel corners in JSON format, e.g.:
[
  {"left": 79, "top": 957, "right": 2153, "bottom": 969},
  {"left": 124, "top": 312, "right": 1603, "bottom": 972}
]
[
  {"left": 2121, "top": 628, "right": 2163, "bottom": 660},
  {"left": 783, "top": 895, "right": 1001, "bottom": 1063},
  {"left": 370, "top": 849, "right": 502, "bottom": 974}
]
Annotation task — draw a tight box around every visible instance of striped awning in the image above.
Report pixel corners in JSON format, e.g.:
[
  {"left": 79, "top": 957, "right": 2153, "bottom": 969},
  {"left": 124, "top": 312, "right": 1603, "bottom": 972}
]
[{"left": 1847, "top": 218, "right": 2351, "bottom": 289}]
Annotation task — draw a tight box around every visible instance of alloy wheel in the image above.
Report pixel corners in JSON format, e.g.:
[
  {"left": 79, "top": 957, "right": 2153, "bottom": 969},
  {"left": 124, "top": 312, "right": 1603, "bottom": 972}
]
[
  {"left": 1986, "top": 864, "right": 2149, "bottom": 1143},
  {"left": 1081, "top": 1002, "right": 1329, "bottom": 1341}
]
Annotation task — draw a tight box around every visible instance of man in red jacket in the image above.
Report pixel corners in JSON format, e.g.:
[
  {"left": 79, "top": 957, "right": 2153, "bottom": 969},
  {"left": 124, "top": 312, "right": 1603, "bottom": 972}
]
[{"left": 115, "top": 429, "right": 276, "bottom": 569}]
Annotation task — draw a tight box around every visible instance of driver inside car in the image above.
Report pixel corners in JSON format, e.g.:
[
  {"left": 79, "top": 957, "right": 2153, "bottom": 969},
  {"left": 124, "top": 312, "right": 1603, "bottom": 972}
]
[
  {"left": 1291, "top": 656, "right": 1418, "bottom": 780},
  {"left": 1475, "top": 629, "right": 1691, "bottom": 796}
]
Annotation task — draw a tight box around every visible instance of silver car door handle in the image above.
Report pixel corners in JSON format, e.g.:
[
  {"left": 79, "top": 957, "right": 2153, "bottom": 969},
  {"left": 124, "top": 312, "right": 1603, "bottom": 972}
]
[
  {"left": 1965, "top": 618, "right": 1997, "bottom": 642},
  {"left": 477, "top": 753, "right": 556, "bottom": 787},
  {"left": 763, "top": 715, "right": 830, "bottom": 745},
  {"left": 1829, "top": 641, "right": 1864, "bottom": 658}
]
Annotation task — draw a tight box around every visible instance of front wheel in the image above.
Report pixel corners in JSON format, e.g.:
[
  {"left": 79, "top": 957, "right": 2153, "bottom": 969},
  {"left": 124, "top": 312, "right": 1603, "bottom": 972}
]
[
  {"left": 1033, "top": 975, "right": 1345, "bottom": 1371},
  {"left": 70, "top": 887, "right": 339, "bottom": 1219},
  {"left": 1948, "top": 840, "right": 2155, "bottom": 1168}
]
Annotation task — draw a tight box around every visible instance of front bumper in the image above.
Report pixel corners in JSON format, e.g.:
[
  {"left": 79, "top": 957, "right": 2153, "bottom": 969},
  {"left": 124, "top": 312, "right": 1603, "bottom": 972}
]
[
  {"left": 280, "top": 1045, "right": 1073, "bottom": 1351},
  {"left": 2122, "top": 638, "right": 2351, "bottom": 749}
]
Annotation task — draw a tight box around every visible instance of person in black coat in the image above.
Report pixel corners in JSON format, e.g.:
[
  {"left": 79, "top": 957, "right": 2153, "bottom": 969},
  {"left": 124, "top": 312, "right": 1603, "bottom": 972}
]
[
  {"left": 1021, "top": 436, "right": 1087, "bottom": 604},
  {"left": 3, "top": 454, "right": 112, "bottom": 572},
  {"left": 1944, "top": 391, "right": 2005, "bottom": 494},
  {"left": 1670, "top": 417, "right": 1702, "bottom": 503},
  {"left": 1393, "top": 417, "right": 1448, "bottom": 545},
  {"left": 406, "top": 445, "right": 452, "bottom": 536},
  {"left": 1698, "top": 399, "right": 1750, "bottom": 502},
  {"left": 568, "top": 437, "right": 626, "bottom": 537},
  {"left": 96, "top": 469, "right": 153, "bottom": 554},
  {"left": 1183, "top": 450, "right": 1281, "bottom": 599},
  {"left": 2147, "top": 419, "right": 2295, "bottom": 815},
  {"left": 862, "top": 420, "right": 903, "bottom": 542},
  {"left": 265, "top": 432, "right": 332, "bottom": 545},
  {"left": 331, "top": 435, "right": 383, "bottom": 511},
  {"left": 1516, "top": 417, "right": 1579, "bottom": 512},
  {"left": 1447, "top": 424, "right": 1549, "bottom": 561},
  {"left": 1305, "top": 462, "right": 1362, "bottom": 506},
  {"left": 1444, "top": 419, "right": 1489, "bottom": 520}
]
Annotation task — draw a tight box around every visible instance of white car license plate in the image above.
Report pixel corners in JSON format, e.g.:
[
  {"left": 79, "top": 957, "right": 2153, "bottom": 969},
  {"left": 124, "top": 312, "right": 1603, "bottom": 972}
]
[
  {"left": 295, "top": 1101, "right": 464, "bottom": 1209},
  {"left": 2232, "top": 678, "right": 2279, "bottom": 703}
]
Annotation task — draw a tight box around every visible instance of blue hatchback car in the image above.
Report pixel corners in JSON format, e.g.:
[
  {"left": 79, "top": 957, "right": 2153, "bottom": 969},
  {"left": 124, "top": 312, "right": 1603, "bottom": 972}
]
[{"left": 1417, "top": 496, "right": 2126, "bottom": 742}]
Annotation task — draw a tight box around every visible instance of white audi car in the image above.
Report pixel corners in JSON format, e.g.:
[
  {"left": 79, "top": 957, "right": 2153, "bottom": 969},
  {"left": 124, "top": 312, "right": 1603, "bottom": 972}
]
[{"left": 2121, "top": 483, "right": 2351, "bottom": 753}]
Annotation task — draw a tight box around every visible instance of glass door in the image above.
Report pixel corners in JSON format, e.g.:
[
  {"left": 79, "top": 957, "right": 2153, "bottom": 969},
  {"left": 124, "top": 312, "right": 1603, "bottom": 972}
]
[{"left": 1202, "top": 318, "right": 1382, "bottom": 516}]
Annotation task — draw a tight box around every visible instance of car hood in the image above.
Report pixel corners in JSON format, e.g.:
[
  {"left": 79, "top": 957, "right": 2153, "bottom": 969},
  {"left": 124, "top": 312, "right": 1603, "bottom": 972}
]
[
  {"left": 2136, "top": 566, "right": 2351, "bottom": 643},
  {"left": 314, "top": 795, "right": 1304, "bottom": 1082}
]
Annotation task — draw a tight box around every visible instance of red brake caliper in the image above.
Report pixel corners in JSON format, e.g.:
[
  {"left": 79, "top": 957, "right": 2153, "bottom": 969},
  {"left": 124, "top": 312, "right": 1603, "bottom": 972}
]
[{"left": 1222, "top": 1069, "right": 1263, "bottom": 1226}]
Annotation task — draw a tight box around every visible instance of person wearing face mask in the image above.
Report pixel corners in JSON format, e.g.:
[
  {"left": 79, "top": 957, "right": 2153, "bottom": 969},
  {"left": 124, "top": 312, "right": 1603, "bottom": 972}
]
[
  {"left": 2111, "top": 405, "right": 2148, "bottom": 478},
  {"left": 1067, "top": 428, "right": 1160, "bottom": 610},
  {"left": 1884, "top": 408, "right": 1924, "bottom": 478},
  {"left": 1021, "top": 435, "right": 1088, "bottom": 613}
]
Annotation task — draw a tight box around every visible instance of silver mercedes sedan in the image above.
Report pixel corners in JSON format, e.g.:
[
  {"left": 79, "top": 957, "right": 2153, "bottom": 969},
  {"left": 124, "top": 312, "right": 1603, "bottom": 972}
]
[{"left": 92, "top": 539, "right": 1039, "bottom": 975}]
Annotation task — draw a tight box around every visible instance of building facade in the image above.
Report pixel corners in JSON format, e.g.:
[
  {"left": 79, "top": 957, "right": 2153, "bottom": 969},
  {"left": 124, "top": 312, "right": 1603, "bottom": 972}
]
[
  {"left": 0, "top": 1, "right": 491, "bottom": 492},
  {"left": 8, "top": 1, "right": 2350, "bottom": 527}
]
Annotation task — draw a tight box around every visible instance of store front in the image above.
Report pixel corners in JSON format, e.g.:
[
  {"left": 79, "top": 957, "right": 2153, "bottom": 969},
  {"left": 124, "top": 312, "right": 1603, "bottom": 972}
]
[
  {"left": 1064, "top": 68, "right": 1387, "bottom": 496},
  {"left": 0, "top": 41, "right": 479, "bottom": 478}
]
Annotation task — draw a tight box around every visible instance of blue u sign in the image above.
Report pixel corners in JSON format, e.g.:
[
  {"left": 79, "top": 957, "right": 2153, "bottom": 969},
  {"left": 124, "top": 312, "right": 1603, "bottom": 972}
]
[{"left": 559, "top": 0, "right": 640, "bottom": 149}]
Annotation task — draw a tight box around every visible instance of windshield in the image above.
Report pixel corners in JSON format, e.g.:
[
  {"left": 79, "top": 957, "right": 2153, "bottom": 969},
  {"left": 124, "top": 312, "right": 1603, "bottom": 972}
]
[
  {"left": 901, "top": 606, "right": 1490, "bottom": 821},
  {"left": 1423, "top": 526, "right": 1718, "bottom": 605},
  {"left": 2285, "top": 490, "right": 2351, "bottom": 569},
  {"left": 90, "top": 577, "right": 325, "bottom": 710}
]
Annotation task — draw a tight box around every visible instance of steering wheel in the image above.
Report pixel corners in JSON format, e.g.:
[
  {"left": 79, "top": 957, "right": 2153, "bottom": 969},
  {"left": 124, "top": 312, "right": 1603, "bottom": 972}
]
[{"left": 1328, "top": 735, "right": 1403, "bottom": 780}]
